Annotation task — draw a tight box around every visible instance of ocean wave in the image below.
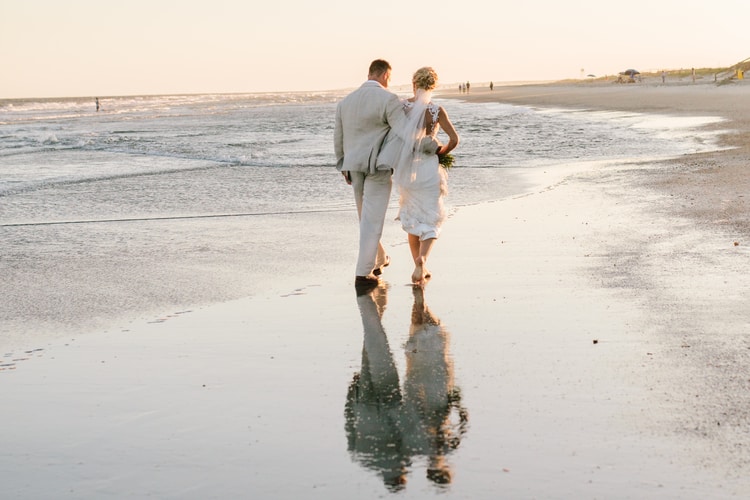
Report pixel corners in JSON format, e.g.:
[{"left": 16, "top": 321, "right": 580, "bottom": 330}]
[{"left": 0, "top": 163, "right": 223, "bottom": 197}]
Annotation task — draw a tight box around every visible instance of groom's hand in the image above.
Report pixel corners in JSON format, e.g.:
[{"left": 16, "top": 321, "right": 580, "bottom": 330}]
[
  {"left": 421, "top": 137, "right": 440, "bottom": 155},
  {"left": 342, "top": 171, "right": 352, "bottom": 185}
]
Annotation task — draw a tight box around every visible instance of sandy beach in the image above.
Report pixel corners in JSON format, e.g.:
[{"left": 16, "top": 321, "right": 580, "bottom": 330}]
[{"left": 3, "top": 78, "right": 750, "bottom": 498}]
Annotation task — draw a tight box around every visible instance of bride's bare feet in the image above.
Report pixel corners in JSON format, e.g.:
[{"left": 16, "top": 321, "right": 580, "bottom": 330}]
[
  {"left": 411, "top": 265, "right": 424, "bottom": 285},
  {"left": 411, "top": 258, "right": 429, "bottom": 285}
]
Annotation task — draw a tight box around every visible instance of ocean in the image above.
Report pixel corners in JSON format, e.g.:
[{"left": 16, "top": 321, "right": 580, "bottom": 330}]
[
  {"left": 0, "top": 90, "right": 725, "bottom": 339},
  {"left": 0, "top": 90, "right": 724, "bottom": 215}
]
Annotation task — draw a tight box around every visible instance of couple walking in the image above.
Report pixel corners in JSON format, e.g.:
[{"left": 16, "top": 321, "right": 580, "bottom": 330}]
[{"left": 334, "top": 59, "right": 460, "bottom": 287}]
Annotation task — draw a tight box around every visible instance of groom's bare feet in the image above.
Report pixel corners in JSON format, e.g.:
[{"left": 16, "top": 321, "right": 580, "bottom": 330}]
[
  {"left": 355, "top": 274, "right": 380, "bottom": 293},
  {"left": 373, "top": 255, "right": 391, "bottom": 276}
]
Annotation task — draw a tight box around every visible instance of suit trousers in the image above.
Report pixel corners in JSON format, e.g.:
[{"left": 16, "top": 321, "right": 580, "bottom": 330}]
[{"left": 350, "top": 169, "right": 391, "bottom": 276}]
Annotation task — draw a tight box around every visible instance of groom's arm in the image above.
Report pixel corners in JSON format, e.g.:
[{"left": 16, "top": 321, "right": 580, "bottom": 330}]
[
  {"left": 383, "top": 93, "right": 405, "bottom": 132},
  {"left": 334, "top": 103, "right": 351, "bottom": 184},
  {"left": 334, "top": 104, "right": 344, "bottom": 168}
]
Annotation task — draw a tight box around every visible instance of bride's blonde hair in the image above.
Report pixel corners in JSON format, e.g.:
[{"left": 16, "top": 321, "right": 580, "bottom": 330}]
[{"left": 413, "top": 67, "right": 438, "bottom": 91}]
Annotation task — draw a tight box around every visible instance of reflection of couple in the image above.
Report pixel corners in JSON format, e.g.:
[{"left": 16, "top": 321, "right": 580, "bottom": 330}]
[
  {"left": 334, "top": 60, "right": 460, "bottom": 287},
  {"left": 345, "top": 284, "right": 469, "bottom": 491}
]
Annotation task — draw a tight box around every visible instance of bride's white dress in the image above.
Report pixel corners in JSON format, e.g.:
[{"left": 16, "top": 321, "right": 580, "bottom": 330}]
[{"left": 395, "top": 100, "right": 448, "bottom": 241}]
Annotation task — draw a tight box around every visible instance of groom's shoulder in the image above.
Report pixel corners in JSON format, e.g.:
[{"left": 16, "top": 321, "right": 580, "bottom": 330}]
[
  {"left": 340, "top": 85, "right": 392, "bottom": 111},
  {"left": 348, "top": 80, "right": 395, "bottom": 99}
]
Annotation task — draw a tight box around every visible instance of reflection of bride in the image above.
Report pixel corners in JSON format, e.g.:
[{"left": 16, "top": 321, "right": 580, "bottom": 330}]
[
  {"left": 345, "top": 284, "right": 468, "bottom": 491},
  {"left": 402, "top": 285, "right": 467, "bottom": 485}
]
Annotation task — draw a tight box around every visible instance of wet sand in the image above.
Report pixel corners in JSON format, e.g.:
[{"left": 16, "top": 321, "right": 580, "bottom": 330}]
[{"left": 3, "top": 79, "right": 750, "bottom": 498}]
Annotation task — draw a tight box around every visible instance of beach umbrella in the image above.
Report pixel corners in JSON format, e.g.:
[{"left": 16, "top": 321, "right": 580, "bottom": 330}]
[{"left": 620, "top": 69, "right": 640, "bottom": 76}]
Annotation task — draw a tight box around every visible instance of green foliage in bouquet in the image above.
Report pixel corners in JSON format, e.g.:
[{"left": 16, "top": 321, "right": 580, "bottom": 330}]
[{"left": 438, "top": 152, "right": 455, "bottom": 169}]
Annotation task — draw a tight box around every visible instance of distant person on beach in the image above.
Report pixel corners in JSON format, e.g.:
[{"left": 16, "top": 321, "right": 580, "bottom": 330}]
[
  {"left": 380, "top": 67, "right": 460, "bottom": 285},
  {"left": 95, "top": 97, "right": 100, "bottom": 112},
  {"left": 465, "top": 81, "right": 470, "bottom": 93},
  {"left": 334, "top": 59, "right": 406, "bottom": 288},
  {"left": 489, "top": 81, "right": 494, "bottom": 91},
  {"left": 661, "top": 70, "right": 666, "bottom": 83}
]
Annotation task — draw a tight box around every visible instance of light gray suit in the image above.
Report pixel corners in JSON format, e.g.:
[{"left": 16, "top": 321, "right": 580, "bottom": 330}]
[{"left": 335, "top": 80, "right": 406, "bottom": 277}]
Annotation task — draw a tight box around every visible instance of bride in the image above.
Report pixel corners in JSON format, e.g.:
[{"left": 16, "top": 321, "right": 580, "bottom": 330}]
[{"left": 388, "top": 67, "right": 460, "bottom": 285}]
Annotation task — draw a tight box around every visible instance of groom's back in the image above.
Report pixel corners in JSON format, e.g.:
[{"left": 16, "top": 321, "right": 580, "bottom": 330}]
[{"left": 335, "top": 81, "right": 401, "bottom": 173}]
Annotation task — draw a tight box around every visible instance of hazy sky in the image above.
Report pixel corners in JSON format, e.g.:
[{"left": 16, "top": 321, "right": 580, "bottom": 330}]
[{"left": 1, "top": 0, "right": 747, "bottom": 98}]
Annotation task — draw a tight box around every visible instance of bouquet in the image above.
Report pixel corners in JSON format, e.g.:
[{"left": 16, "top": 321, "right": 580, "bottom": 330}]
[{"left": 438, "top": 152, "right": 455, "bottom": 169}]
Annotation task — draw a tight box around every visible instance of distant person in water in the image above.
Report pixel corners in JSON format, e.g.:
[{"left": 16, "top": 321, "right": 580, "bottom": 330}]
[{"left": 95, "top": 98, "right": 100, "bottom": 112}]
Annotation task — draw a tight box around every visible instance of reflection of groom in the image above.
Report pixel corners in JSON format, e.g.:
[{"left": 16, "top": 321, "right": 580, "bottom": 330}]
[
  {"left": 345, "top": 284, "right": 409, "bottom": 491},
  {"left": 334, "top": 59, "right": 405, "bottom": 286}
]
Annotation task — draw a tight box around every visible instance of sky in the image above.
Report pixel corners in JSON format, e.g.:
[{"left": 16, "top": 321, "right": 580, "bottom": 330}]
[{"left": 1, "top": 0, "right": 747, "bottom": 98}]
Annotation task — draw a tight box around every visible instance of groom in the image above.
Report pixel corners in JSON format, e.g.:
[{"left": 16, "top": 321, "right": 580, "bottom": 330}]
[{"left": 334, "top": 59, "right": 406, "bottom": 286}]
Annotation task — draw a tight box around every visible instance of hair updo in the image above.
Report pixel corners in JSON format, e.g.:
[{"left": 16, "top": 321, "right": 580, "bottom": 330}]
[{"left": 412, "top": 67, "right": 438, "bottom": 91}]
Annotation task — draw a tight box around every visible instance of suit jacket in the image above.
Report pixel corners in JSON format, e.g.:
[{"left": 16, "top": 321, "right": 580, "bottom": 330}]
[{"left": 334, "top": 80, "right": 405, "bottom": 173}]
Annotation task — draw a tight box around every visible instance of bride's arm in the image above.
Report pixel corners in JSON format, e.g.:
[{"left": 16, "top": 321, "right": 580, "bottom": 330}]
[{"left": 436, "top": 107, "right": 459, "bottom": 155}]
